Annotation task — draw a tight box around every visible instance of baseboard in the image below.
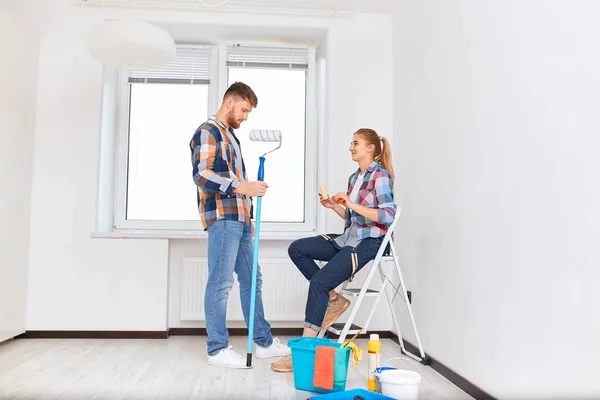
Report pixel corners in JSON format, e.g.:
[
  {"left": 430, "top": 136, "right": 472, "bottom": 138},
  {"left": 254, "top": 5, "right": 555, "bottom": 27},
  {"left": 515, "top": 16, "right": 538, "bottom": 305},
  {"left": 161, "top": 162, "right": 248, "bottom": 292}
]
[
  {"left": 168, "top": 327, "right": 304, "bottom": 336},
  {"left": 19, "top": 330, "right": 168, "bottom": 339},
  {"left": 388, "top": 333, "right": 497, "bottom": 400},
  {"left": 17, "top": 328, "right": 303, "bottom": 339},
  {"left": 324, "top": 330, "right": 395, "bottom": 340}
]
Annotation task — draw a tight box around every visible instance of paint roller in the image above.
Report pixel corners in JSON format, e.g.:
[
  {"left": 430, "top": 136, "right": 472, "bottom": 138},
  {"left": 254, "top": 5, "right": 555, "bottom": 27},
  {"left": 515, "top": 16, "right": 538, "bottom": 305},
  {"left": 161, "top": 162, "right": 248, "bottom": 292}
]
[
  {"left": 319, "top": 184, "right": 329, "bottom": 200},
  {"left": 319, "top": 184, "right": 347, "bottom": 204},
  {"left": 249, "top": 130, "right": 282, "bottom": 156},
  {"left": 246, "top": 129, "right": 282, "bottom": 367}
]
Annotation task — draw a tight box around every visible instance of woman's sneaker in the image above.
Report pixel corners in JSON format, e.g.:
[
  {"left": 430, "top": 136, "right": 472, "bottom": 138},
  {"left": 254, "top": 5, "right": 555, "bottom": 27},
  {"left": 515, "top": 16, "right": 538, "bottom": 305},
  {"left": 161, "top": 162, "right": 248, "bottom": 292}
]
[
  {"left": 270, "top": 355, "right": 293, "bottom": 372},
  {"left": 321, "top": 294, "right": 351, "bottom": 330}
]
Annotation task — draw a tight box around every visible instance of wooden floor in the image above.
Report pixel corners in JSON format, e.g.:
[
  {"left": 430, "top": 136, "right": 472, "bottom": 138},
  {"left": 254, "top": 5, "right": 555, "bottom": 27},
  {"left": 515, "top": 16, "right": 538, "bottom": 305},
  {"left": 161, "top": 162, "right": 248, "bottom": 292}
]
[{"left": 0, "top": 336, "right": 472, "bottom": 399}]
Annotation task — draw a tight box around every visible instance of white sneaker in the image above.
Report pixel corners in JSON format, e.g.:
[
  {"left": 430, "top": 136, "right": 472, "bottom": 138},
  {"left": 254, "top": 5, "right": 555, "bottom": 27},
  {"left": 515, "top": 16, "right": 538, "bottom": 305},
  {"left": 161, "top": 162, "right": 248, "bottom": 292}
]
[
  {"left": 208, "top": 346, "right": 250, "bottom": 369},
  {"left": 255, "top": 338, "right": 292, "bottom": 359}
]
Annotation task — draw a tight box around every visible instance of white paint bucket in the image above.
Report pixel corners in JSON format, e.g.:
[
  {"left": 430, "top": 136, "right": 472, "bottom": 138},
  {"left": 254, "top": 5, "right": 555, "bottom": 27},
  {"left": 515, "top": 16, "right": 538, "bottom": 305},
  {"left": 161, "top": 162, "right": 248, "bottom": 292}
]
[
  {"left": 374, "top": 367, "right": 397, "bottom": 393},
  {"left": 379, "top": 369, "right": 421, "bottom": 400}
]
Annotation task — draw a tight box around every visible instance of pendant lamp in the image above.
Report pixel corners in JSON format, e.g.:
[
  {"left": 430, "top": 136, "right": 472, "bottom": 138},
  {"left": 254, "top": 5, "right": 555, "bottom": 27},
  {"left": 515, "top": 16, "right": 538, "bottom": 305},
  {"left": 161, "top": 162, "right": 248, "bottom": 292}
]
[{"left": 87, "top": 20, "right": 176, "bottom": 69}]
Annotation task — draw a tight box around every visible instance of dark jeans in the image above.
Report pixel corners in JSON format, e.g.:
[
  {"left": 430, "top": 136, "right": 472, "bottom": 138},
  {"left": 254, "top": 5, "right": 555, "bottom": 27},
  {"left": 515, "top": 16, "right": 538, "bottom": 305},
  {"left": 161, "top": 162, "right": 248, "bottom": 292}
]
[{"left": 287, "top": 235, "right": 383, "bottom": 331}]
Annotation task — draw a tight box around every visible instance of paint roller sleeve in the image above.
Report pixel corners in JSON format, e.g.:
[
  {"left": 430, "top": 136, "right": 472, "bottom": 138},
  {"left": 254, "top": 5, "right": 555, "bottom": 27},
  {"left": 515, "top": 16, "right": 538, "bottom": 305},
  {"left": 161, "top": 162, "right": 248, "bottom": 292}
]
[{"left": 249, "top": 129, "right": 282, "bottom": 142}]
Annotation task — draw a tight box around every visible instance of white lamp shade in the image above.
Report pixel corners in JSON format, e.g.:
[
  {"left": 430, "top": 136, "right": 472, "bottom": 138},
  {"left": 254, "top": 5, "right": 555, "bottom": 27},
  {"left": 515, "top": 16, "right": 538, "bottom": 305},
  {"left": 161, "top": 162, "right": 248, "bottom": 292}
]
[{"left": 87, "top": 20, "right": 176, "bottom": 69}]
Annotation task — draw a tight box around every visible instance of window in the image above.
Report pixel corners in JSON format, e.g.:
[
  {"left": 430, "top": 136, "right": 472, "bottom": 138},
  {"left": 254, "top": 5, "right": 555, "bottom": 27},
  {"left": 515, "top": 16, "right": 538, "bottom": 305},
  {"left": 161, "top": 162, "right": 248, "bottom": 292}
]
[
  {"left": 114, "top": 44, "right": 316, "bottom": 234},
  {"left": 226, "top": 46, "right": 309, "bottom": 223}
]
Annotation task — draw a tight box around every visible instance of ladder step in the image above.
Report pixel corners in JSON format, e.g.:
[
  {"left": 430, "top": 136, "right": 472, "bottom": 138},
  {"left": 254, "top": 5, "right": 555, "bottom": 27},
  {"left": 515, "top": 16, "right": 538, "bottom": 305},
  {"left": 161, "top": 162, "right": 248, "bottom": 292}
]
[
  {"left": 327, "top": 323, "right": 363, "bottom": 335},
  {"left": 341, "top": 288, "right": 380, "bottom": 297}
]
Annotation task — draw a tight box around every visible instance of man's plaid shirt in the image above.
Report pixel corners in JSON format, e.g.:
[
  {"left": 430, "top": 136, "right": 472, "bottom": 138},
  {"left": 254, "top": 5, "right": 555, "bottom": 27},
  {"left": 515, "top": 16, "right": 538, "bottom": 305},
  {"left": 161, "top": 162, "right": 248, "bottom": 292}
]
[{"left": 190, "top": 116, "right": 252, "bottom": 230}]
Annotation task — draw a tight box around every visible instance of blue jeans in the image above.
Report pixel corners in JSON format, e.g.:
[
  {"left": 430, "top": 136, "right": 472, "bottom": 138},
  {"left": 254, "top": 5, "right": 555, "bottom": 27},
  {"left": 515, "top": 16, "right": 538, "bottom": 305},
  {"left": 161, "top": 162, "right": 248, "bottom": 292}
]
[
  {"left": 205, "top": 219, "right": 273, "bottom": 356},
  {"left": 288, "top": 235, "right": 383, "bottom": 331}
]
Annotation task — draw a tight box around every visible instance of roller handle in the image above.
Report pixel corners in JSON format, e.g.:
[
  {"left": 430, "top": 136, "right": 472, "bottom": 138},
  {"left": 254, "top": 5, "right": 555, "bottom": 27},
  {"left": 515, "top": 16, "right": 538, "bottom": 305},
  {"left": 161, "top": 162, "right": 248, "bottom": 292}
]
[
  {"left": 248, "top": 156, "right": 266, "bottom": 367},
  {"left": 257, "top": 157, "right": 265, "bottom": 182}
]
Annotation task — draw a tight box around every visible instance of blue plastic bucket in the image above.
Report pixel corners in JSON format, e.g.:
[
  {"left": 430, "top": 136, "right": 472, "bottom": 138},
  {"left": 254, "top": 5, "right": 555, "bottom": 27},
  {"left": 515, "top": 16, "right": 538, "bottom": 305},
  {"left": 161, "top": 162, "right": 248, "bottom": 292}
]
[
  {"left": 309, "top": 388, "right": 396, "bottom": 399},
  {"left": 288, "top": 337, "right": 351, "bottom": 394}
]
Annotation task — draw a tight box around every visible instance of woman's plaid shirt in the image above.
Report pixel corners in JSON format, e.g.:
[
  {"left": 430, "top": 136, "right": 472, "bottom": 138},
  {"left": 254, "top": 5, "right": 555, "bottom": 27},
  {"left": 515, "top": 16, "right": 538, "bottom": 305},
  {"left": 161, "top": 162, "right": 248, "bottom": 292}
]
[{"left": 344, "top": 161, "right": 396, "bottom": 239}]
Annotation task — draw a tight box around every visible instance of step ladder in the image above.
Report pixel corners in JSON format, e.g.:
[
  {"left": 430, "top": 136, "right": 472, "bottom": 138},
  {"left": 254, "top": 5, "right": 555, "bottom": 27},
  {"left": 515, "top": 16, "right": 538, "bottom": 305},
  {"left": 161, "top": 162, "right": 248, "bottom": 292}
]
[{"left": 318, "top": 209, "right": 429, "bottom": 365}]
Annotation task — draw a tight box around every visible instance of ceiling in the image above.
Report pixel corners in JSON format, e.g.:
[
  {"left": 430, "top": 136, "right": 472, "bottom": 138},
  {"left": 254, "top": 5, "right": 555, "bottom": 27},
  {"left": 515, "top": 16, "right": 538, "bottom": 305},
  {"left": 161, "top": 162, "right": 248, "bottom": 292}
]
[
  {"left": 76, "top": 0, "right": 399, "bottom": 15},
  {"left": 0, "top": 0, "right": 398, "bottom": 35}
]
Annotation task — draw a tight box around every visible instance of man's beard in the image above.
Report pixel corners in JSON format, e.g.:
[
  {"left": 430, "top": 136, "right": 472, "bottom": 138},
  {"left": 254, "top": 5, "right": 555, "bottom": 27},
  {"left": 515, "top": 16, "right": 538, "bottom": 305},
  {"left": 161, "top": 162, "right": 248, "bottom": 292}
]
[{"left": 226, "top": 110, "right": 241, "bottom": 129}]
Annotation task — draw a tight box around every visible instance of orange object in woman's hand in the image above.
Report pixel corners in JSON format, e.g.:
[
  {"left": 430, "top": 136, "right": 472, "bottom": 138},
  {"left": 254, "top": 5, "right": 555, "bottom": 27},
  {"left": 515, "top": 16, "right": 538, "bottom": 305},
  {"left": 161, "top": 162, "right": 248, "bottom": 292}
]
[{"left": 332, "top": 192, "right": 349, "bottom": 205}]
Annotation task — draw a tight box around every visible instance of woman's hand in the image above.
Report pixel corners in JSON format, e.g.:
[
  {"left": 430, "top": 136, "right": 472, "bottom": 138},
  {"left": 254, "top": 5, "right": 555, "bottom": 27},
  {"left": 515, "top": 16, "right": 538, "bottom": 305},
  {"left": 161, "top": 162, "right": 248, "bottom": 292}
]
[
  {"left": 318, "top": 193, "right": 337, "bottom": 209},
  {"left": 332, "top": 192, "right": 352, "bottom": 207}
]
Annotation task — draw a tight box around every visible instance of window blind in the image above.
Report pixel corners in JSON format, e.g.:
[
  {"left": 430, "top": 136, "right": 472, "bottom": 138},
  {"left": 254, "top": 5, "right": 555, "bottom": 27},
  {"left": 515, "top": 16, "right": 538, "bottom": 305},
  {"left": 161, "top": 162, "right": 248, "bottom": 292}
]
[
  {"left": 129, "top": 46, "right": 211, "bottom": 84},
  {"left": 226, "top": 45, "right": 309, "bottom": 70}
]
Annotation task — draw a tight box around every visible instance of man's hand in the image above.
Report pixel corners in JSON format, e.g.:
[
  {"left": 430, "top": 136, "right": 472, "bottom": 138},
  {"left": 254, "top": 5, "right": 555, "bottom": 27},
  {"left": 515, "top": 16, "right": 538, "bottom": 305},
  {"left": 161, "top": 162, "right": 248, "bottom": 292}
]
[{"left": 233, "top": 181, "right": 269, "bottom": 197}]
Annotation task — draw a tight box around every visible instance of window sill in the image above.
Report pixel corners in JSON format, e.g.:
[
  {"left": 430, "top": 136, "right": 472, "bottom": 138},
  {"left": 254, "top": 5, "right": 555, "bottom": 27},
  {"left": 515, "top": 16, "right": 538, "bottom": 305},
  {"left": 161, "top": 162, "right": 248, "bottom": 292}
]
[{"left": 90, "top": 229, "right": 315, "bottom": 240}]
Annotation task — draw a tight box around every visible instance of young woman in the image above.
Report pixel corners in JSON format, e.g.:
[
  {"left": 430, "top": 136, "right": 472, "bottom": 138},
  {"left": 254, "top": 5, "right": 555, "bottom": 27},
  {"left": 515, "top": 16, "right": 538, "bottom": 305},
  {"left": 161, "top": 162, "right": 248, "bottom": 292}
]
[{"left": 271, "top": 128, "right": 396, "bottom": 372}]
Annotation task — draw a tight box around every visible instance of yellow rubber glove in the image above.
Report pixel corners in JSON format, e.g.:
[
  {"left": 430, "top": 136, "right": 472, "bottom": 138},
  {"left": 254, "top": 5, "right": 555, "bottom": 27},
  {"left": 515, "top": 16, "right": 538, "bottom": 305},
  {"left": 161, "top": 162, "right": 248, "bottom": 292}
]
[{"left": 342, "top": 341, "right": 363, "bottom": 367}]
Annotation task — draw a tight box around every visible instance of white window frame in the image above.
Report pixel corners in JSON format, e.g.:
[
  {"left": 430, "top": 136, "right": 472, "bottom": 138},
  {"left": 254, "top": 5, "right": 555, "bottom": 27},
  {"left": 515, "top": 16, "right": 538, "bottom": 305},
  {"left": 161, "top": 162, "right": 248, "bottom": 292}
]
[{"left": 113, "top": 44, "right": 317, "bottom": 235}]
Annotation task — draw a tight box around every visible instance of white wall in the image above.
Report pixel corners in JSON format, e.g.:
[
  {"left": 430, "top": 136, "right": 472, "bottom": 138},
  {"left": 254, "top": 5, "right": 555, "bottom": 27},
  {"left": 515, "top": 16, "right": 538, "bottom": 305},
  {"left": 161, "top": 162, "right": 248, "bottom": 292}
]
[
  {"left": 26, "top": 9, "right": 169, "bottom": 331},
  {"left": 394, "top": 0, "right": 600, "bottom": 397},
  {"left": 0, "top": 6, "right": 39, "bottom": 343},
  {"left": 25, "top": 4, "right": 395, "bottom": 331}
]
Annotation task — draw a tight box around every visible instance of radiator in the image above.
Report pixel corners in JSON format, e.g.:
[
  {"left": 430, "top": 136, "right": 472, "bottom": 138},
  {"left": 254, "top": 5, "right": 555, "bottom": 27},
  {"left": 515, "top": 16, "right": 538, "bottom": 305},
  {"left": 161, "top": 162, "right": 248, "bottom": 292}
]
[{"left": 180, "top": 257, "right": 308, "bottom": 321}]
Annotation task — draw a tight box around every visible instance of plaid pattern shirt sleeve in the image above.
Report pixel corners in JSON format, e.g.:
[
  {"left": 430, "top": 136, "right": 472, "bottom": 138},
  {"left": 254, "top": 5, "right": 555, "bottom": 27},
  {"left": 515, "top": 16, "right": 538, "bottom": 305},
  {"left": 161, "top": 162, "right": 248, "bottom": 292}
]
[
  {"left": 191, "top": 126, "right": 238, "bottom": 196},
  {"left": 373, "top": 171, "right": 395, "bottom": 225}
]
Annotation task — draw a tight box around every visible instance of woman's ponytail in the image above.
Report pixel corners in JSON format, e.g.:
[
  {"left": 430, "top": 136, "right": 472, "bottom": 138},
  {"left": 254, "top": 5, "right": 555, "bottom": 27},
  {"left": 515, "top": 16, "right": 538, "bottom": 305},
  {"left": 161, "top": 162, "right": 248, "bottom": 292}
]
[{"left": 377, "top": 136, "right": 394, "bottom": 181}]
